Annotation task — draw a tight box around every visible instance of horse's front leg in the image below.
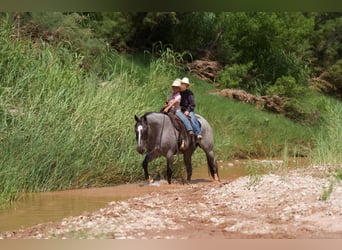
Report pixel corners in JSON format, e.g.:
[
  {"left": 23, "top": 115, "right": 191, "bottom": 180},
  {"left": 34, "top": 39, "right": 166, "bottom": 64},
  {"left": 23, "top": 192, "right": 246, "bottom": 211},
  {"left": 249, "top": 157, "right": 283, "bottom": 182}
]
[{"left": 142, "top": 152, "right": 157, "bottom": 184}]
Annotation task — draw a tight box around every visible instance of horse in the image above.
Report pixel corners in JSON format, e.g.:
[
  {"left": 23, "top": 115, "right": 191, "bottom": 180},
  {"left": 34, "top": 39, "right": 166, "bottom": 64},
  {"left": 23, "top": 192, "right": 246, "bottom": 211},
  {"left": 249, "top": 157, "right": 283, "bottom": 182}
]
[{"left": 134, "top": 112, "right": 220, "bottom": 184}]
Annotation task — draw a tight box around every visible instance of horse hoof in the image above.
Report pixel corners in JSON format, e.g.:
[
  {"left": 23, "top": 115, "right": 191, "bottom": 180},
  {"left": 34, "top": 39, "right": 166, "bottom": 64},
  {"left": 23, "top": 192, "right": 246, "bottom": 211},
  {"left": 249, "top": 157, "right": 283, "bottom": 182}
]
[{"left": 147, "top": 178, "right": 154, "bottom": 184}]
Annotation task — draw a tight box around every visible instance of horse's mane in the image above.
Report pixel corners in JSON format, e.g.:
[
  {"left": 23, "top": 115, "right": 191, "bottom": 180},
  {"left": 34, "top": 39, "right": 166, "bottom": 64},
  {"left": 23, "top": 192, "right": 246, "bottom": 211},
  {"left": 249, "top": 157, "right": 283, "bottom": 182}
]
[
  {"left": 141, "top": 111, "right": 183, "bottom": 131},
  {"left": 141, "top": 111, "right": 168, "bottom": 120}
]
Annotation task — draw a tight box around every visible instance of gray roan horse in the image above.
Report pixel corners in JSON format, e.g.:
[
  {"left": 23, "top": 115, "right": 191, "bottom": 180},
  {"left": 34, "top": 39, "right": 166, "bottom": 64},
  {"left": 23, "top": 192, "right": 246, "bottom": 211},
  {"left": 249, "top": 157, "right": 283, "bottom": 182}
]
[{"left": 134, "top": 112, "right": 220, "bottom": 184}]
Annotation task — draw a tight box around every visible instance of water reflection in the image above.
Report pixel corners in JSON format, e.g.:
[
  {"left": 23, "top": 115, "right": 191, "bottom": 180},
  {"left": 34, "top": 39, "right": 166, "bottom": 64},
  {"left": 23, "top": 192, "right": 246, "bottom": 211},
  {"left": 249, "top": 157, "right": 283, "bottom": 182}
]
[{"left": 0, "top": 161, "right": 247, "bottom": 233}]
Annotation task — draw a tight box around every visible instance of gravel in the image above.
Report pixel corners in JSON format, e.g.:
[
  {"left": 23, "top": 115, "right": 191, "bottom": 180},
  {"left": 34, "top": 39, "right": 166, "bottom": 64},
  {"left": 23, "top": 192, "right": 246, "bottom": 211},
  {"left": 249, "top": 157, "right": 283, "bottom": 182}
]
[{"left": 1, "top": 168, "right": 342, "bottom": 239}]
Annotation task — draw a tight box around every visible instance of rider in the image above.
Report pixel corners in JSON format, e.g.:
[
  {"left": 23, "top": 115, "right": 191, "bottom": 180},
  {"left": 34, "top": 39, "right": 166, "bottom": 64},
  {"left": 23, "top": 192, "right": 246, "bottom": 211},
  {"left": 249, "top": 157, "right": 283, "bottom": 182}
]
[
  {"left": 163, "top": 79, "right": 193, "bottom": 149},
  {"left": 180, "top": 77, "right": 202, "bottom": 139},
  {"left": 163, "top": 79, "right": 182, "bottom": 114}
]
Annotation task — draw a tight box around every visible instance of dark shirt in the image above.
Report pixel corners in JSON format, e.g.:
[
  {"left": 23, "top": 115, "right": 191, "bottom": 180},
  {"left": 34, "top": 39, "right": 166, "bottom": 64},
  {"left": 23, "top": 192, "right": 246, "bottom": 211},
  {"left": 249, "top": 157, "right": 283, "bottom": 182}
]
[{"left": 180, "top": 89, "right": 196, "bottom": 112}]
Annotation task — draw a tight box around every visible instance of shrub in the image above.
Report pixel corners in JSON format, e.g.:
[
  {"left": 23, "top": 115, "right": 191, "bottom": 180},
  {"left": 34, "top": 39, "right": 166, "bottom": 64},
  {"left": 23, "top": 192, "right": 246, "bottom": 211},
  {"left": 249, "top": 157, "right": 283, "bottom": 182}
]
[
  {"left": 217, "top": 62, "right": 253, "bottom": 89},
  {"left": 326, "top": 59, "right": 342, "bottom": 97},
  {"left": 266, "top": 76, "right": 305, "bottom": 97}
]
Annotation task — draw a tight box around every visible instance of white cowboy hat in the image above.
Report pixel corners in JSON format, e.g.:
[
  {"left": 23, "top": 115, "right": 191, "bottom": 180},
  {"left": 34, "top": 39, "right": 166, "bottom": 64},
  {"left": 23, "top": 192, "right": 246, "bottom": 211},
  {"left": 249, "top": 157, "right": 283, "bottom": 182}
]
[
  {"left": 171, "top": 79, "right": 181, "bottom": 87},
  {"left": 180, "top": 77, "right": 191, "bottom": 85}
]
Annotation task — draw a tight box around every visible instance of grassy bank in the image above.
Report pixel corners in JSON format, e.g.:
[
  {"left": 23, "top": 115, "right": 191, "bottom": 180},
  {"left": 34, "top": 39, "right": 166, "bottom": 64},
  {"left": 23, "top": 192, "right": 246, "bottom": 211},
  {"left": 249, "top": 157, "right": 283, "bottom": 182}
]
[
  {"left": 195, "top": 83, "right": 315, "bottom": 159},
  {"left": 309, "top": 97, "right": 342, "bottom": 168},
  {"left": 0, "top": 19, "right": 338, "bottom": 206}
]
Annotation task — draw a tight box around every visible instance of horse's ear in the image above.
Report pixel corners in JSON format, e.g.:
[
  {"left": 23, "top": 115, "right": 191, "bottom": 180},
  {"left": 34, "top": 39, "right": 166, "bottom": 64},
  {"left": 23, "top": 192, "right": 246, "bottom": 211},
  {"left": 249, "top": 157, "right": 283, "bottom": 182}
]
[{"left": 134, "top": 115, "right": 139, "bottom": 122}]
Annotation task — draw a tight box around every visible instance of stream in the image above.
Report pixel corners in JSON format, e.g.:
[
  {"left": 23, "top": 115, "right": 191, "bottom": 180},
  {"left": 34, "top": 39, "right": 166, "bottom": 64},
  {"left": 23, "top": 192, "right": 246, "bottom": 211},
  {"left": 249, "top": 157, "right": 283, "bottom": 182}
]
[{"left": 0, "top": 160, "right": 248, "bottom": 233}]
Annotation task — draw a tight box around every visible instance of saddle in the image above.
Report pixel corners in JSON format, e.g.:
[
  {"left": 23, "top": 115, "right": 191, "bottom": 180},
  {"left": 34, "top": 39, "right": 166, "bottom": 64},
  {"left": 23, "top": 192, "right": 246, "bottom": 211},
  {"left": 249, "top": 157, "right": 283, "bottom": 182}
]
[{"left": 160, "top": 104, "right": 200, "bottom": 150}]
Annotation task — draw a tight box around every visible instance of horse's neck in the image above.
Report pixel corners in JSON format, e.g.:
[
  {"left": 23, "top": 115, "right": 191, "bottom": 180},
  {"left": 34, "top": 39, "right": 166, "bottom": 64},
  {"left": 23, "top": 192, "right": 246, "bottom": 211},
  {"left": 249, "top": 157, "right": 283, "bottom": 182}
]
[
  {"left": 147, "top": 113, "right": 167, "bottom": 141},
  {"left": 148, "top": 113, "right": 166, "bottom": 125}
]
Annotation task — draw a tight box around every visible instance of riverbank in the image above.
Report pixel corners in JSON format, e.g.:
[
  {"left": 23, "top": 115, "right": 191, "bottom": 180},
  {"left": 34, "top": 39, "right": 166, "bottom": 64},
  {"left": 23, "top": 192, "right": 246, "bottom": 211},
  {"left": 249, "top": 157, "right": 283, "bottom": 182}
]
[{"left": 1, "top": 166, "right": 341, "bottom": 239}]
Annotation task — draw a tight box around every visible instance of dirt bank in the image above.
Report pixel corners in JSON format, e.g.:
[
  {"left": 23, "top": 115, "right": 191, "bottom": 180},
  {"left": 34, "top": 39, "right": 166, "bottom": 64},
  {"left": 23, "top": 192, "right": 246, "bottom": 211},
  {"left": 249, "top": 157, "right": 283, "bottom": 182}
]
[{"left": 1, "top": 167, "right": 341, "bottom": 239}]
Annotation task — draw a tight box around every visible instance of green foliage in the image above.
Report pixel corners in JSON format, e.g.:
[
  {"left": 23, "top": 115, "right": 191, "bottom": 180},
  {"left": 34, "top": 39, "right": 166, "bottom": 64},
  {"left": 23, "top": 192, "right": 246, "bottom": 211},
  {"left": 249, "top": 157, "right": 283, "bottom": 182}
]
[
  {"left": 327, "top": 59, "right": 342, "bottom": 84},
  {"left": 195, "top": 82, "right": 314, "bottom": 159},
  {"left": 85, "top": 12, "right": 135, "bottom": 50},
  {"left": 319, "top": 181, "right": 335, "bottom": 201},
  {"left": 266, "top": 76, "right": 305, "bottom": 97},
  {"left": 246, "top": 161, "right": 263, "bottom": 187},
  {"left": 12, "top": 12, "right": 341, "bottom": 99},
  {"left": 171, "top": 12, "right": 219, "bottom": 55},
  {"left": 215, "top": 12, "right": 313, "bottom": 95},
  {"left": 217, "top": 62, "right": 253, "bottom": 89},
  {"left": 146, "top": 42, "right": 192, "bottom": 81},
  {"left": 0, "top": 19, "right": 144, "bottom": 205},
  {"left": 118, "top": 12, "right": 179, "bottom": 50},
  {"left": 325, "top": 59, "right": 342, "bottom": 97},
  {"left": 334, "top": 168, "right": 342, "bottom": 181},
  {"left": 310, "top": 98, "right": 342, "bottom": 166},
  {"left": 310, "top": 13, "right": 342, "bottom": 71},
  {"left": 19, "top": 12, "right": 110, "bottom": 72}
]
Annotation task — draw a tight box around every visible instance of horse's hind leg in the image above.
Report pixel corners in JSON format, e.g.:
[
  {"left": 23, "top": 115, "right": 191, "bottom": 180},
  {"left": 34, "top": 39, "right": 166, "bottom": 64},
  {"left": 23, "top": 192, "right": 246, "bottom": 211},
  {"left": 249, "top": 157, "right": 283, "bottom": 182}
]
[
  {"left": 183, "top": 152, "right": 193, "bottom": 183},
  {"left": 166, "top": 152, "right": 174, "bottom": 184},
  {"left": 205, "top": 150, "right": 220, "bottom": 182}
]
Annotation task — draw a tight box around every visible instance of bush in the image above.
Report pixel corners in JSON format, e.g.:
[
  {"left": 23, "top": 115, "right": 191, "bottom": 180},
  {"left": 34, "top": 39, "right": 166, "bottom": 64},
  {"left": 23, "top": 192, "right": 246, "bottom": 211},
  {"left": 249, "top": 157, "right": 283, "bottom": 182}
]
[
  {"left": 217, "top": 62, "right": 253, "bottom": 89},
  {"left": 326, "top": 59, "right": 342, "bottom": 97},
  {"left": 266, "top": 76, "right": 305, "bottom": 97}
]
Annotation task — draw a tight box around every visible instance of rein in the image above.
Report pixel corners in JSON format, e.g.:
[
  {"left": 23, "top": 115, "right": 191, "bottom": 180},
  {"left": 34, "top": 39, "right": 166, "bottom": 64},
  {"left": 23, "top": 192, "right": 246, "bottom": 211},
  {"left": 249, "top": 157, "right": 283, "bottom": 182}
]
[{"left": 159, "top": 114, "right": 165, "bottom": 147}]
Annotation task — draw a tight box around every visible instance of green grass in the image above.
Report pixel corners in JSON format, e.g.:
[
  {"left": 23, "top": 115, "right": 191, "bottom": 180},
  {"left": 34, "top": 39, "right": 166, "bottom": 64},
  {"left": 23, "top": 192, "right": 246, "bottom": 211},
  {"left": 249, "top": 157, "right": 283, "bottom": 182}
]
[
  {"left": 319, "top": 180, "right": 335, "bottom": 201},
  {"left": 0, "top": 18, "right": 340, "bottom": 206},
  {"left": 309, "top": 97, "right": 342, "bottom": 185},
  {"left": 193, "top": 81, "right": 315, "bottom": 160},
  {"left": 310, "top": 97, "right": 342, "bottom": 167}
]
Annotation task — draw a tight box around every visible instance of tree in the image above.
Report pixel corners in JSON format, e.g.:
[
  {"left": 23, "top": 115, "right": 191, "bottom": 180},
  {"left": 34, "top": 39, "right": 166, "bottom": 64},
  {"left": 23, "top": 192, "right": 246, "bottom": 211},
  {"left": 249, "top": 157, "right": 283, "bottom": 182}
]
[
  {"left": 310, "top": 13, "right": 342, "bottom": 71},
  {"left": 215, "top": 12, "right": 314, "bottom": 94}
]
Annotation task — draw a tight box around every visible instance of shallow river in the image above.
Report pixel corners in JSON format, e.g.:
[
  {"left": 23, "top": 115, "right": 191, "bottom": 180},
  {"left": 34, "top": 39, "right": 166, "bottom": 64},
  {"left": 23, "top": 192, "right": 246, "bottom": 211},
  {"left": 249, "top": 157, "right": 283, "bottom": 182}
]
[{"left": 0, "top": 161, "right": 248, "bottom": 233}]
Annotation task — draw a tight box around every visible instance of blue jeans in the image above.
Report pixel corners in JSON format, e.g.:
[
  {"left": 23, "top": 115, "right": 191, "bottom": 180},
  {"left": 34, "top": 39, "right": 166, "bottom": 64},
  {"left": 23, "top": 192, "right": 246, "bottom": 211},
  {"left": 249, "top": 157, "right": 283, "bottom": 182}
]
[
  {"left": 176, "top": 110, "right": 193, "bottom": 132},
  {"left": 188, "top": 111, "right": 201, "bottom": 136}
]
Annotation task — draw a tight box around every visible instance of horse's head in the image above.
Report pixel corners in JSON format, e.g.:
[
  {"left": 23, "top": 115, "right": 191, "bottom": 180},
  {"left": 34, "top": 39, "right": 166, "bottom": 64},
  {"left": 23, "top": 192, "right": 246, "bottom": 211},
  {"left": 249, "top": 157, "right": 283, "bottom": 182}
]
[{"left": 134, "top": 114, "right": 148, "bottom": 154}]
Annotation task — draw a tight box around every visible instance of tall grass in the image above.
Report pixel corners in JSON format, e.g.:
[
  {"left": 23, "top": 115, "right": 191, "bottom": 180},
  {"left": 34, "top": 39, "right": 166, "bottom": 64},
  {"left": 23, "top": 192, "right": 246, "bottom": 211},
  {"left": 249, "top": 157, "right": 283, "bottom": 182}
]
[
  {"left": 310, "top": 98, "right": 342, "bottom": 167},
  {"left": 0, "top": 20, "right": 145, "bottom": 205},
  {"left": 0, "top": 20, "right": 195, "bottom": 206}
]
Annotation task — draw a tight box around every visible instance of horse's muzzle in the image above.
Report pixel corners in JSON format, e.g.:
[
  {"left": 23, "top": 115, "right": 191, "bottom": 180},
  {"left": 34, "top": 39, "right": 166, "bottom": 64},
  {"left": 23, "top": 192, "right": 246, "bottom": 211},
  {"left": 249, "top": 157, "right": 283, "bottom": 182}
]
[{"left": 137, "top": 146, "right": 145, "bottom": 154}]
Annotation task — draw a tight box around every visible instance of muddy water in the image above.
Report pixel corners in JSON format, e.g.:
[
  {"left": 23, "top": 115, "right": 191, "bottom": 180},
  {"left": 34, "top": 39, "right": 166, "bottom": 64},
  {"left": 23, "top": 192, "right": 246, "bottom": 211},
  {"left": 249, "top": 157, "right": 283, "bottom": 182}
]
[{"left": 0, "top": 161, "right": 246, "bottom": 233}]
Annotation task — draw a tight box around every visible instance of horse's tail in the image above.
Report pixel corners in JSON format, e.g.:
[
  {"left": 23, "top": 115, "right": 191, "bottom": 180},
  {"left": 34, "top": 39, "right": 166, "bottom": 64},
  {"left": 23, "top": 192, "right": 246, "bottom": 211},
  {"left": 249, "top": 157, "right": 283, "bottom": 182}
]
[{"left": 205, "top": 150, "right": 220, "bottom": 181}]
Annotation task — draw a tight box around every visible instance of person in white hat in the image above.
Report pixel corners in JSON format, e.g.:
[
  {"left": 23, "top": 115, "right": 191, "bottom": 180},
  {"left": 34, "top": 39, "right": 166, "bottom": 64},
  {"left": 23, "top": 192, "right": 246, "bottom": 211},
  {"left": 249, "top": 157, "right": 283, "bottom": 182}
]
[
  {"left": 163, "top": 79, "right": 182, "bottom": 114},
  {"left": 180, "top": 77, "right": 202, "bottom": 139}
]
